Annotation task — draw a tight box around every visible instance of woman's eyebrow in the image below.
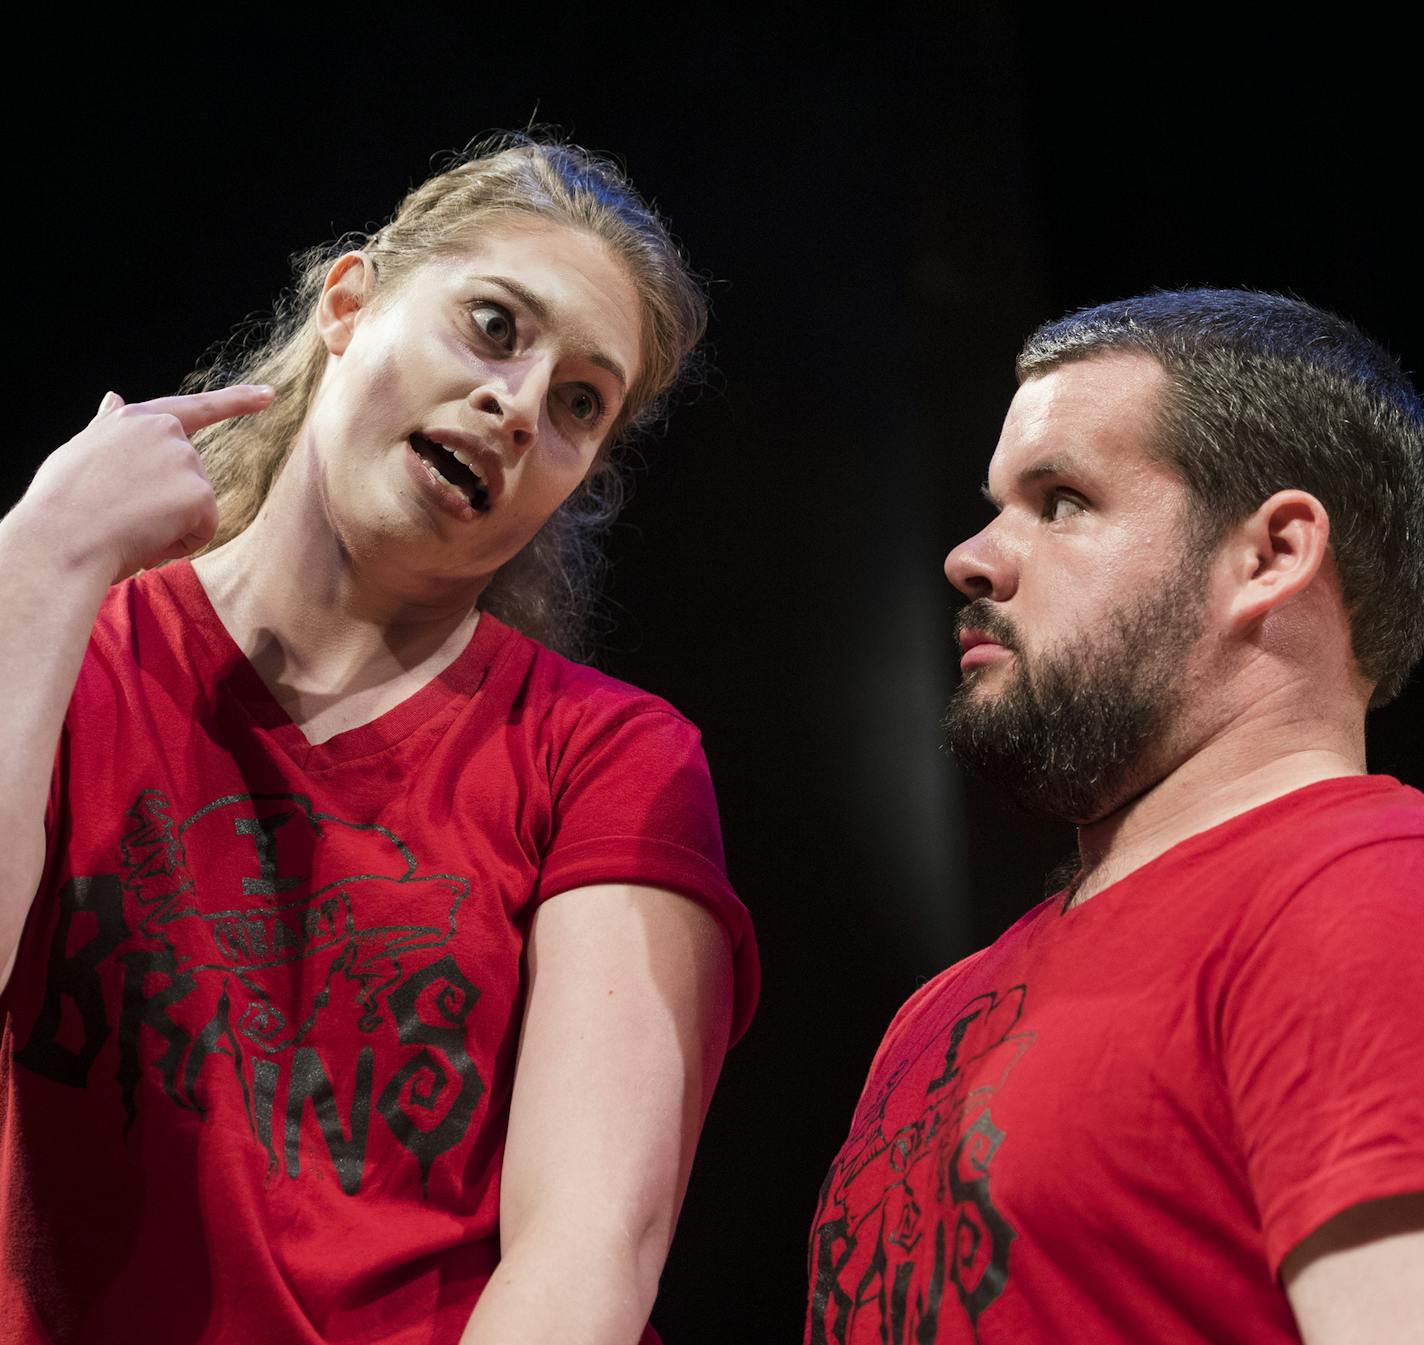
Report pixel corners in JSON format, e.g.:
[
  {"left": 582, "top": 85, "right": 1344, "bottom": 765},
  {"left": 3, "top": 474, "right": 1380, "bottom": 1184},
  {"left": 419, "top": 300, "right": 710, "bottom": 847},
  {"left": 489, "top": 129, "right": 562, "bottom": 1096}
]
[
  {"left": 479, "top": 274, "right": 551, "bottom": 322},
  {"left": 475, "top": 275, "right": 628, "bottom": 393}
]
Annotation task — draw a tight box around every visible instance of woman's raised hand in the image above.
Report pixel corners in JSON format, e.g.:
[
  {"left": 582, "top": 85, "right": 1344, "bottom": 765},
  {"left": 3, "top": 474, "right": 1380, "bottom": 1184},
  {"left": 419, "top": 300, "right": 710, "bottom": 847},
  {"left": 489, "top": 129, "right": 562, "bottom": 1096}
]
[
  {"left": 19, "top": 384, "right": 275, "bottom": 582},
  {"left": 0, "top": 383, "right": 272, "bottom": 992}
]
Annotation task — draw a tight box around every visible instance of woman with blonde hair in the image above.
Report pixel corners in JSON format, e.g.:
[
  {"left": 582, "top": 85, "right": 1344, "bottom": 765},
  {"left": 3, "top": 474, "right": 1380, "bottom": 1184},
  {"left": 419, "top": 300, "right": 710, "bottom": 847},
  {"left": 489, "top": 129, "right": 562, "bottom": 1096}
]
[{"left": 0, "top": 136, "right": 757, "bottom": 1345}]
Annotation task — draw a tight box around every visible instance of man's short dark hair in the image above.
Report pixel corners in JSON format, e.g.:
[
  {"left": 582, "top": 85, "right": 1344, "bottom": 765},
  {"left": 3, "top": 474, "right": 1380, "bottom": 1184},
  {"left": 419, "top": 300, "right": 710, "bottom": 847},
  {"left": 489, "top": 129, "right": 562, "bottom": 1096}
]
[{"left": 1017, "top": 289, "right": 1424, "bottom": 706}]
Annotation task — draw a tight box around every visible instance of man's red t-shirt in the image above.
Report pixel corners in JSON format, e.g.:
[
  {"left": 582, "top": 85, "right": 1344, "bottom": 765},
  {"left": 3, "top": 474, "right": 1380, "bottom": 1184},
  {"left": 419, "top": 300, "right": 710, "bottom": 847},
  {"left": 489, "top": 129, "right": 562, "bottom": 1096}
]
[
  {"left": 1, "top": 562, "right": 759, "bottom": 1343},
  {"left": 805, "top": 776, "right": 1424, "bottom": 1344}
]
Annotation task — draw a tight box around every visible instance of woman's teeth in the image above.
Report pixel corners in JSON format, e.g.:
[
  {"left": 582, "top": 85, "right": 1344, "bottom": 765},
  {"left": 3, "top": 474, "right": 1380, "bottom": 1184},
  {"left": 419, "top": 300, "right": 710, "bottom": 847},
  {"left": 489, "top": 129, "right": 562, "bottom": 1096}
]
[{"left": 410, "top": 432, "right": 490, "bottom": 511}]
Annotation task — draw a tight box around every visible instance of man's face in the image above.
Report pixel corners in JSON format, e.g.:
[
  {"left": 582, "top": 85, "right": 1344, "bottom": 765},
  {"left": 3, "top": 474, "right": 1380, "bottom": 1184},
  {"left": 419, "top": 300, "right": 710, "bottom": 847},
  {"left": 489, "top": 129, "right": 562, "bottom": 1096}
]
[{"left": 941, "top": 355, "right": 1213, "bottom": 823}]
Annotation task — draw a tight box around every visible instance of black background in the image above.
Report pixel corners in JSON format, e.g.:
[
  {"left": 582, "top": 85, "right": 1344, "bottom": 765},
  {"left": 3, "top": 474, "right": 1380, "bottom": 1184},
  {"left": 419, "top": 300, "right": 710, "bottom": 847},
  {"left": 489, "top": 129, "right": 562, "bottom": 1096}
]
[{"left": 8, "top": 10, "right": 1421, "bottom": 1341}]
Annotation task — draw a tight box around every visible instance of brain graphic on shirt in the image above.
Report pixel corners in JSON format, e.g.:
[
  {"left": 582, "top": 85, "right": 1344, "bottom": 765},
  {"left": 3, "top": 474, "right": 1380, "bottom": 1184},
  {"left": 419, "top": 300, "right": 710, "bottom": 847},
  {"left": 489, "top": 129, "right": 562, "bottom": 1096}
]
[{"left": 117, "top": 789, "right": 469, "bottom": 1052}]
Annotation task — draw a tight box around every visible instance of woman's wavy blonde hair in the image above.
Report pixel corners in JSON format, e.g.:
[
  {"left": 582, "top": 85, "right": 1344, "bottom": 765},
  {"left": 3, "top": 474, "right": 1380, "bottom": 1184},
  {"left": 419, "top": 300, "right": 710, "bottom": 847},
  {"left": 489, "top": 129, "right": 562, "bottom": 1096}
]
[{"left": 187, "top": 135, "right": 708, "bottom": 660}]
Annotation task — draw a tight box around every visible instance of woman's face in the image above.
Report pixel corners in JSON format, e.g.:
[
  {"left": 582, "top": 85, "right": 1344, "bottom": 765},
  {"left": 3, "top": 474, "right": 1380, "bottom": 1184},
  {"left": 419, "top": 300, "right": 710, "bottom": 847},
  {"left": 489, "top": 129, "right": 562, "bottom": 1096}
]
[{"left": 302, "top": 220, "right": 643, "bottom": 592}]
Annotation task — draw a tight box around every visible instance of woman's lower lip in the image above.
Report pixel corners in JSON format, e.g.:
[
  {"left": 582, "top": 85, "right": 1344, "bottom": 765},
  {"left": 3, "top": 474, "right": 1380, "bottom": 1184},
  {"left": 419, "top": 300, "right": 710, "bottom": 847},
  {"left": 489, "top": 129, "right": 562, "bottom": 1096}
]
[
  {"left": 403, "top": 440, "right": 479, "bottom": 522},
  {"left": 960, "top": 643, "right": 1010, "bottom": 670}
]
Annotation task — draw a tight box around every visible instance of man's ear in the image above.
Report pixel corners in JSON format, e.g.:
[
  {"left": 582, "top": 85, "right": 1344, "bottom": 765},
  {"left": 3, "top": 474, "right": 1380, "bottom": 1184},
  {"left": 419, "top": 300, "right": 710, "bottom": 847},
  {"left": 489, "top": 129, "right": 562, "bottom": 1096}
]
[
  {"left": 315, "top": 253, "right": 375, "bottom": 356},
  {"left": 1221, "top": 490, "right": 1332, "bottom": 631}
]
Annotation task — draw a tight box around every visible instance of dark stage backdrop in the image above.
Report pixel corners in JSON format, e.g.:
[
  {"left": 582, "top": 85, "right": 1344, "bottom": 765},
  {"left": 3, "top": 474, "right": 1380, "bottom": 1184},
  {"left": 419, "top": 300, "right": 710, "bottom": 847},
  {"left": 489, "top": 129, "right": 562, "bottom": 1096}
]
[{"left": 8, "top": 11, "right": 1420, "bottom": 1342}]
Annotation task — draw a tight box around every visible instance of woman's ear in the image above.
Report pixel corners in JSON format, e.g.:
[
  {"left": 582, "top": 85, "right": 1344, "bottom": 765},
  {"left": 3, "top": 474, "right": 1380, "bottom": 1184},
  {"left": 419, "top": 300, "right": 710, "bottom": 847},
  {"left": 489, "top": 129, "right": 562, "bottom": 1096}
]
[
  {"left": 315, "top": 253, "right": 374, "bottom": 356},
  {"left": 1222, "top": 489, "right": 1332, "bottom": 632}
]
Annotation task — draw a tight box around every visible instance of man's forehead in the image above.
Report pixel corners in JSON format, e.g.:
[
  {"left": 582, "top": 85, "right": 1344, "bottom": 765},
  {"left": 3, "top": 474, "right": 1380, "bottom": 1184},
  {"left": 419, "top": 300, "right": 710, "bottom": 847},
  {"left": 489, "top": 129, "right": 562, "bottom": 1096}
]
[{"left": 984, "top": 354, "right": 1168, "bottom": 498}]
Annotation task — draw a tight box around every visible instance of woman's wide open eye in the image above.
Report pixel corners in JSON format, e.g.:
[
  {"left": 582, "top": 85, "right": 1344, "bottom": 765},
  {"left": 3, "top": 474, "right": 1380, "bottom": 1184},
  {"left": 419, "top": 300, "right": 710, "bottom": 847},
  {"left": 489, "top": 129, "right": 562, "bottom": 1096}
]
[
  {"left": 471, "top": 302, "right": 515, "bottom": 350},
  {"left": 559, "top": 383, "right": 606, "bottom": 428}
]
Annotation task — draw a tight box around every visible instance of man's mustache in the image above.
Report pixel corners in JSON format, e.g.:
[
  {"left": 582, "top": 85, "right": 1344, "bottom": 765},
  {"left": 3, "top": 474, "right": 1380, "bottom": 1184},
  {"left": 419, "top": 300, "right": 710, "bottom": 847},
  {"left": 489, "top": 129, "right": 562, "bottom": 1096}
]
[{"left": 955, "top": 598, "right": 1019, "bottom": 651}]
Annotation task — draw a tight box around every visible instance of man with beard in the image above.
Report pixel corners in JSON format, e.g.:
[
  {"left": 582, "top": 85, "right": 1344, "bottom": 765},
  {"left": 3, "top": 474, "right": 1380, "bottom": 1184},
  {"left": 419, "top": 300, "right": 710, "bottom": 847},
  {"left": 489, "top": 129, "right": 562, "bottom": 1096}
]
[{"left": 805, "top": 290, "right": 1423, "bottom": 1345}]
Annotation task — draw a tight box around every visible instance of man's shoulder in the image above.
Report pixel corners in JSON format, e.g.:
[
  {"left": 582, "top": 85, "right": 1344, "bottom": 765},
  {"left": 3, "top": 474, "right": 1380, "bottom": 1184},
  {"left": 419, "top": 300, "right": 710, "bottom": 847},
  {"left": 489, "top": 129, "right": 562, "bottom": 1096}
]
[
  {"left": 1201, "top": 774, "right": 1423, "bottom": 877},
  {"left": 1275, "top": 773, "right": 1423, "bottom": 826}
]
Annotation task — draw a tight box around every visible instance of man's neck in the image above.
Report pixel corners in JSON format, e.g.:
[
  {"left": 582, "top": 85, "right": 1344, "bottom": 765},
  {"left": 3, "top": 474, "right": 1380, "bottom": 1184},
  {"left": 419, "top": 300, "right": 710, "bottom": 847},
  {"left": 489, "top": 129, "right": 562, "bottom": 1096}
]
[{"left": 1068, "top": 692, "right": 1368, "bottom": 907}]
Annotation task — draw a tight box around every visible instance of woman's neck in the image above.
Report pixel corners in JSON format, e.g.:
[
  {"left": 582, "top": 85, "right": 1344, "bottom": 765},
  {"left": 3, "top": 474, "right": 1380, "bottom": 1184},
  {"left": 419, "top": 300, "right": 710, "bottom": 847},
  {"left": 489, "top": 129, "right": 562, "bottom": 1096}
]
[{"left": 190, "top": 463, "right": 488, "bottom": 737}]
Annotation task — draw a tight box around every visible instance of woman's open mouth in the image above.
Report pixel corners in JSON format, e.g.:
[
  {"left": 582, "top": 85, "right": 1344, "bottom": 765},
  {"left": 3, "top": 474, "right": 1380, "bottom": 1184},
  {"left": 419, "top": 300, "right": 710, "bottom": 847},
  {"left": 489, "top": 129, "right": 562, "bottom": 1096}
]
[{"left": 409, "top": 431, "right": 491, "bottom": 513}]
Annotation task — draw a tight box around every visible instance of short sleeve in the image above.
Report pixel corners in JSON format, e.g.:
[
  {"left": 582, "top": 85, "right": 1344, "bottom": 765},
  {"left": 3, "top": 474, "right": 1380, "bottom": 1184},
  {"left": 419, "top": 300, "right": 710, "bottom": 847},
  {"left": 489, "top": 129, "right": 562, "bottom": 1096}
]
[
  {"left": 1221, "top": 836, "right": 1424, "bottom": 1272},
  {"left": 535, "top": 707, "right": 759, "bottom": 1042}
]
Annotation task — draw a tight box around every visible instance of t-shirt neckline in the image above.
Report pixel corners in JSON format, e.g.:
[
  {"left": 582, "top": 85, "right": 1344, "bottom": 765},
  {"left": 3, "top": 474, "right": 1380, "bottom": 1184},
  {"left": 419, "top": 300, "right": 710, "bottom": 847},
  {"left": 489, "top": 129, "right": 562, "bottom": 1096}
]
[
  {"left": 152, "top": 559, "right": 511, "bottom": 771},
  {"left": 1051, "top": 773, "right": 1403, "bottom": 922}
]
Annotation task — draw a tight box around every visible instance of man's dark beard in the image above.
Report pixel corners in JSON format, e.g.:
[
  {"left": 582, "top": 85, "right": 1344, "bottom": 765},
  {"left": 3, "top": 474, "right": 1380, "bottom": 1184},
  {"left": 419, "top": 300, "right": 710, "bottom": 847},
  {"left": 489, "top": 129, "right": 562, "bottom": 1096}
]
[{"left": 943, "top": 571, "right": 1207, "bottom": 824}]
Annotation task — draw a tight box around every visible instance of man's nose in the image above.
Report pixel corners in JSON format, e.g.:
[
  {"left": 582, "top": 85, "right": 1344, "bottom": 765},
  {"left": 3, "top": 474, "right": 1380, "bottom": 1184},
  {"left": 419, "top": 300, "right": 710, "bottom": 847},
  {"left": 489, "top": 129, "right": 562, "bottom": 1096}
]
[{"left": 943, "top": 523, "right": 1016, "bottom": 602}]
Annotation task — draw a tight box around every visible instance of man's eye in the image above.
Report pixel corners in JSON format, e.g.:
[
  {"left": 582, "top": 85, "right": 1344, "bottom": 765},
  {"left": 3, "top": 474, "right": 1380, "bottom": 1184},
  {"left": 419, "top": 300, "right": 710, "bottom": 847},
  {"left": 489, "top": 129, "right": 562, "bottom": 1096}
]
[
  {"left": 1045, "top": 491, "right": 1085, "bottom": 520},
  {"left": 472, "top": 302, "right": 515, "bottom": 349},
  {"left": 560, "top": 384, "right": 605, "bottom": 427}
]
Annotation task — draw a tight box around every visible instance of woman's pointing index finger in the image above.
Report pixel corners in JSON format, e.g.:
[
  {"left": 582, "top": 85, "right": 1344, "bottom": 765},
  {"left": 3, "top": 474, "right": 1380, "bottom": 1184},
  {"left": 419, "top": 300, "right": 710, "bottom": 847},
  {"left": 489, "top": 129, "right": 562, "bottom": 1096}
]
[{"left": 131, "top": 383, "right": 275, "bottom": 435}]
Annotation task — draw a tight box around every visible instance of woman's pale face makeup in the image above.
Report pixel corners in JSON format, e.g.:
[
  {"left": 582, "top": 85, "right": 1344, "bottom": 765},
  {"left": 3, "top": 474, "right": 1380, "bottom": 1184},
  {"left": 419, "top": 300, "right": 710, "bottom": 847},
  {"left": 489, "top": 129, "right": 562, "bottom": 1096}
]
[{"left": 300, "top": 221, "right": 644, "bottom": 596}]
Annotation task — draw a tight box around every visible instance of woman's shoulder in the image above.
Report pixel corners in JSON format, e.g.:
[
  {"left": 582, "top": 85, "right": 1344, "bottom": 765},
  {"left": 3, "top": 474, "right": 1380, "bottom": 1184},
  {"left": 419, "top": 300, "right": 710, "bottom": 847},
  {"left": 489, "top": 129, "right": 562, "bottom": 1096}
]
[
  {"left": 84, "top": 562, "right": 198, "bottom": 660},
  {"left": 489, "top": 616, "right": 699, "bottom": 734}
]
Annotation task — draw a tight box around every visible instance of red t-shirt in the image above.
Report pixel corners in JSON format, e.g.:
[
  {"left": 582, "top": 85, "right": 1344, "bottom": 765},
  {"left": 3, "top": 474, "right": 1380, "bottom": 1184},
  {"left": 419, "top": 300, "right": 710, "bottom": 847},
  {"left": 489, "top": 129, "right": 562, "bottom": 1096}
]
[
  {"left": 805, "top": 775, "right": 1424, "bottom": 1345},
  {"left": 1, "top": 561, "right": 758, "bottom": 1344}
]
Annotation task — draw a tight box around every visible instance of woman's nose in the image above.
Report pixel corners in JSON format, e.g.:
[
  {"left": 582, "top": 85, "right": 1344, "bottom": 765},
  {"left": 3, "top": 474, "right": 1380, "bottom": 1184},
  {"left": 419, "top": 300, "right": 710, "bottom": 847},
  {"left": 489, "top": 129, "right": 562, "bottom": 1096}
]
[{"left": 471, "top": 366, "right": 544, "bottom": 452}]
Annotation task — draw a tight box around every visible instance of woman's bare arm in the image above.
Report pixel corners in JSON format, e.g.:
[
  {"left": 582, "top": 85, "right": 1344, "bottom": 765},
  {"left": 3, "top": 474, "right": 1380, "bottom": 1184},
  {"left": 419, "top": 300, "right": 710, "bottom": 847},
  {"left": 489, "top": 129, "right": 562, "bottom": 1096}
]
[
  {"left": 1282, "top": 1193, "right": 1424, "bottom": 1345},
  {"left": 462, "top": 882, "right": 734, "bottom": 1345}
]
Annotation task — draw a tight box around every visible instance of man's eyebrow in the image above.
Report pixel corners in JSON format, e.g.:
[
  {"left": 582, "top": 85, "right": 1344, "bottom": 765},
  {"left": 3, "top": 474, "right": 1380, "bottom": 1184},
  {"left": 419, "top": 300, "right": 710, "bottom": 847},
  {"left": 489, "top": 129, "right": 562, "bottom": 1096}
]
[
  {"left": 476, "top": 274, "right": 628, "bottom": 392},
  {"left": 981, "top": 456, "right": 1079, "bottom": 510}
]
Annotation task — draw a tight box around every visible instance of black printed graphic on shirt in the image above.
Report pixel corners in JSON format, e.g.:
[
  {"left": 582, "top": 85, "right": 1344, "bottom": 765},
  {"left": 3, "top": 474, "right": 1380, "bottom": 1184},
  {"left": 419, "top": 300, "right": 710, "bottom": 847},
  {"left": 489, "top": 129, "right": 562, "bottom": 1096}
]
[
  {"left": 808, "top": 985, "right": 1034, "bottom": 1343},
  {"left": 17, "top": 789, "right": 485, "bottom": 1196}
]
